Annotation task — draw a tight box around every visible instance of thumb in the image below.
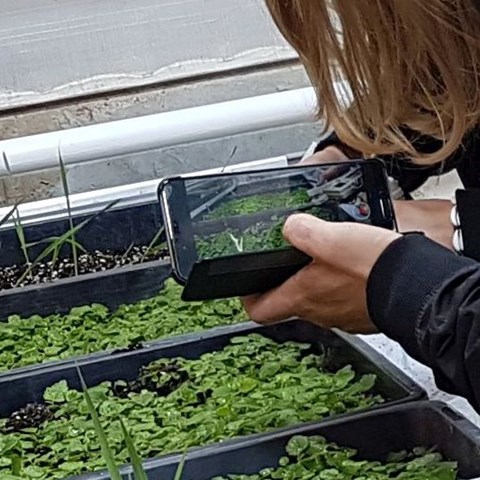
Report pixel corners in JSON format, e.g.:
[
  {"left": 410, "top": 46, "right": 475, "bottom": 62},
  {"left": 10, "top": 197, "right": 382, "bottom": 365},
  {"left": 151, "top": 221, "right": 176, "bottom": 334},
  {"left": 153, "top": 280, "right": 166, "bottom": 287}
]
[{"left": 283, "top": 213, "right": 400, "bottom": 276}]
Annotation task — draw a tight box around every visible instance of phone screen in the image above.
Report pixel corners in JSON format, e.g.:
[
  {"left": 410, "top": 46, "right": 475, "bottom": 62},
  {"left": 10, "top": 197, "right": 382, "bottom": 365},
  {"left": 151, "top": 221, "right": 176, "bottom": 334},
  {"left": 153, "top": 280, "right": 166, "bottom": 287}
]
[{"left": 160, "top": 161, "right": 395, "bottom": 282}]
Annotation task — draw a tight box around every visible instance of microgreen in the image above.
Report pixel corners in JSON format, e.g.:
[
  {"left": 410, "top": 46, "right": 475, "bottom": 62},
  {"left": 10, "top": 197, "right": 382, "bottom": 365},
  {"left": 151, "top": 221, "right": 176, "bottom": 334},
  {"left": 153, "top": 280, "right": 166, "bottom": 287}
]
[
  {"left": 0, "top": 334, "right": 382, "bottom": 479},
  {"left": 213, "top": 435, "right": 458, "bottom": 480},
  {"left": 202, "top": 189, "right": 311, "bottom": 220},
  {"left": 0, "top": 280, "right": 245, "bottom": 373}
]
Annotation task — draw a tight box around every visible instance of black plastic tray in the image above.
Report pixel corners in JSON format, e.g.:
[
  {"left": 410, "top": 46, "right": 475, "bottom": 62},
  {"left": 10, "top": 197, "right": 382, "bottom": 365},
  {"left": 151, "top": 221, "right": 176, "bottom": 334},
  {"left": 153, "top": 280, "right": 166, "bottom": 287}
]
[
  {"left": 0, "top": 259, "right": 172, "bottom": 320},
  {"left": 0, "top": 320, "right": 424, "bottom": 418},
  {"left": 76, "top": 402, "right": 480, "bottom": 480},
  {"left": 0, "top": 199, "right": 171, "bottom": 320},
  {"left": 0, "top": 202, "right": 162, "bottom": 267}
]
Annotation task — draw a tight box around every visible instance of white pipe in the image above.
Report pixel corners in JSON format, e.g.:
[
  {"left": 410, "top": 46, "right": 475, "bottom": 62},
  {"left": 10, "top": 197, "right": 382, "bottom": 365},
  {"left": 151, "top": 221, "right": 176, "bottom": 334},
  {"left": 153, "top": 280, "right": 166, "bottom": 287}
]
[
  {"left": 0, "top": 153, "right": 300, "bottom": 229},
  {"left": 0, "top": 88, "right": 317, "bottom": 176}
]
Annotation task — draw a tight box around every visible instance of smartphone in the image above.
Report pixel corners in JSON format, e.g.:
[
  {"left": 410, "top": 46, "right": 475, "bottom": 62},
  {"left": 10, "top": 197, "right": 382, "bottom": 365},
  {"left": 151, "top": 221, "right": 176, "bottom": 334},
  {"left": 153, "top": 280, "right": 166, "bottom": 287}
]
[{"left": 158, "top": 160, "right": 396, "bottom": 299}]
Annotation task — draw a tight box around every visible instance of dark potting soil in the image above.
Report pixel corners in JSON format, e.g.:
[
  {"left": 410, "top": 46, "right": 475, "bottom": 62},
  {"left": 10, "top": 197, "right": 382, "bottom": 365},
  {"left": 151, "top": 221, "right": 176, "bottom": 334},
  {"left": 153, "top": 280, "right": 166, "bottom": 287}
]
[
  {"left": 4, "top": 404, "right": 53, "bottom": 433},
  {"left": 111, "top": 360, "right": 189, "bottom": 399},
  {"left": 0, "top": 245, "right": 169, "bottom": 290},
  {"left": 5, "top": 361, "right": 190, "bottom": 434}
]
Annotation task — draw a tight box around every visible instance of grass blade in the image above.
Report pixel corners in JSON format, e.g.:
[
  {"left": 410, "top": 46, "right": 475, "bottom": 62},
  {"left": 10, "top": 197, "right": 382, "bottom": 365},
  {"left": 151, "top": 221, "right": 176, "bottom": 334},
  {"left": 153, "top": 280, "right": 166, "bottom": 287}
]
[
  {"left": 13, "top": 209, "right": 32, "bottom": 281},
  {"left": 58, "top": 146, "right": 78, "bottom": 276},
  {"left": 174, "top": 454, "right": 186, "bottom": 480},
  {"left": 0, "top": 202, "right": 20, "bottom": 229},
  {"left": 121, "top": 242, "right": 135, "bottom": 264},
  {"left": 76, "top": 366, "right": 122, "bottom": 480},
  {"left": 119, "top": 418, "right": 148, "bottom": 480},
  {"left": 15, "top": 200, "right": 118, "bottom": 288},
  {"left": 140, "top": 226, "right": 165, "bottom": 263}
]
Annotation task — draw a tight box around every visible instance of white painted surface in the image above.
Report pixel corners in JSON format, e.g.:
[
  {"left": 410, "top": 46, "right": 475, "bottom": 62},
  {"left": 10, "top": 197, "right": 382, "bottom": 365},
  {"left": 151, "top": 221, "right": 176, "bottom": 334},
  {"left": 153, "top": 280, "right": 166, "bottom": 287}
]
[
  {"left": 0, "top": 88, "right": 317, "bottom": 175},
  {"left": 0, "top": 0, "right": 295, "bottom": 110},
  {"left": 0, "top": 153, "right": 294, "bottom": 228},
  {"left": 361, "top": 334, "right": 480, "bottom": 427}
]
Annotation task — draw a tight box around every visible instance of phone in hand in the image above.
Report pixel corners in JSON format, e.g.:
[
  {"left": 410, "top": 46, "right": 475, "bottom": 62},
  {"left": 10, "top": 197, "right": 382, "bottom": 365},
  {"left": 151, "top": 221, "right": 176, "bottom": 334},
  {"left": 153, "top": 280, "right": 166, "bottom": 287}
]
[{"left": 158, "top": 159, "right": 396, "bottom": 301}]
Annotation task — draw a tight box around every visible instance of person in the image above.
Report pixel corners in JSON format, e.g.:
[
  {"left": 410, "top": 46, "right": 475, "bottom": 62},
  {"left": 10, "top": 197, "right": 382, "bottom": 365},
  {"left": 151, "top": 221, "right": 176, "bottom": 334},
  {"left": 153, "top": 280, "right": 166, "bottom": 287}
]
[{"left": 243, "top": 0, "right": 480, "bottom": 412}]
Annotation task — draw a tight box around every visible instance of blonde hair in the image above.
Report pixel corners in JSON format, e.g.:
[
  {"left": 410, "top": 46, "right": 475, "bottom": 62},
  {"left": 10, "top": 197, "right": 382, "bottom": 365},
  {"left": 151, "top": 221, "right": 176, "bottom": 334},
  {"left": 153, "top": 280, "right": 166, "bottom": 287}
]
[{"left": 266, "top": 0, "right": 480, "bottom": 164}]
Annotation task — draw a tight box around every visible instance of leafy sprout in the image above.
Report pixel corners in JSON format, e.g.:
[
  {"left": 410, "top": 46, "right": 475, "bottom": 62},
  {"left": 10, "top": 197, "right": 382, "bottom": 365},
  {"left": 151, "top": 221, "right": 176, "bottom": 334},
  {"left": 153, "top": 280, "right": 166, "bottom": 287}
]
[
  {"left": 15, "top": 200, "right": 119, "bottom": 287},
  {"left": 141, "top": 226, "right": 166, "bottom": 263},
  {"left": 78, "top": 365, "right": 186, "bottom": 480},
  {"left": 58, "top": 145, "right": 79, "bottom": 276},
  {"left": 0, "top": 334, "right": 382, "bottom": 478}
]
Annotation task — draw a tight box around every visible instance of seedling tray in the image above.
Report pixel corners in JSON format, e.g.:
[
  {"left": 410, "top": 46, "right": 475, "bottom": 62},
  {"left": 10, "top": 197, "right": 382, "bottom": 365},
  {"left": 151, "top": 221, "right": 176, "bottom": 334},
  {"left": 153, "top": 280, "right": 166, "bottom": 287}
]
[
  {"left": 0, "top": 259, "right": 172, "bottom": 320},
  {"left": 0, "top": 320, "right": 424, "bottom": 418},
  {"left": 0, "top": 201, "right": 171, "bottom": 320},
  {"left": 77, "top": 402, "right": 480, "bottom": 480},
  {"left": 0, "top": 202, "right": 163, "bottom": 267}
]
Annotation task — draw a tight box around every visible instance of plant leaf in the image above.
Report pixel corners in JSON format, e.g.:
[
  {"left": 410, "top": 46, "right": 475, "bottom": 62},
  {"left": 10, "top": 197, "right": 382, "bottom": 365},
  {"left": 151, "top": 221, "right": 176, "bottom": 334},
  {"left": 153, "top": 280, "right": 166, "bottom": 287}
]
[
  {"left": 76, "top": 366, "right": 122, "bottom": 480},
  {"left": 58, "top": 145, "right": 78, "bottom": 276},
  {"left": 119, "top": 418, "right": 148, "bottom": 480},
  {"left": 140, "top": 226, "right": 165, "bottom": 263},
  {"left": 173, "top": 454, "right": 186, "bottom": 480}
]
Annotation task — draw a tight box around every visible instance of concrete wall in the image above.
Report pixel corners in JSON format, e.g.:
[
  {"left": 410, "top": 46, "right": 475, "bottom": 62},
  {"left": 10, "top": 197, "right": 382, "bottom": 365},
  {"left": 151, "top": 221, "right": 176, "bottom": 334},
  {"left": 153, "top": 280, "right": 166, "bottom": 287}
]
[
  {"left": 0, "top": 0, "right": 294, "bottom": 110},
  {"left": 0, "top": 0, "right": 310, "bottom": 205}
]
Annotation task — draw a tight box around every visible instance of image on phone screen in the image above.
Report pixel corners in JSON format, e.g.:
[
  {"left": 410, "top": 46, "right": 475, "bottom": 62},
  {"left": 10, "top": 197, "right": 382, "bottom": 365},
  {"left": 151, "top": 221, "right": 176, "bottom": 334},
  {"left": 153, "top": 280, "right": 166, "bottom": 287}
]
[{"left": 160, "top": 161, "right": 394, "bottom": 279}]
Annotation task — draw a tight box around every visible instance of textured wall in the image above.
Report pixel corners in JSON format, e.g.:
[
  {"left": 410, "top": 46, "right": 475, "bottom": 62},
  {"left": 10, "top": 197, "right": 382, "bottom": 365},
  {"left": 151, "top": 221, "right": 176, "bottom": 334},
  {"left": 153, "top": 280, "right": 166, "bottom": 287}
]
[{"left": 0, "top": 0, "right": 294, "bottom": 110}]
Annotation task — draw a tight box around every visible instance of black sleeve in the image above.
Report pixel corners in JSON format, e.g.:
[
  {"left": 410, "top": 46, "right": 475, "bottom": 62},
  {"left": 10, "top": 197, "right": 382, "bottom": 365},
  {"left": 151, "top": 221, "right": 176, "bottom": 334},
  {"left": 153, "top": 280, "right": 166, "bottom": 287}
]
[
  {"left": 315, "top": 129, "right": 480, "bottom": 194},
  {"left": 367, "top": 234, "right": 480, "bottom": 411}
]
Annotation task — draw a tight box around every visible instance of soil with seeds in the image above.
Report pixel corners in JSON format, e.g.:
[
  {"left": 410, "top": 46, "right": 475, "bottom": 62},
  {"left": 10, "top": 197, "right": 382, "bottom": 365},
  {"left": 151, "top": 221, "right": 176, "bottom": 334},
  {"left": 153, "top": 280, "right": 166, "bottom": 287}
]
[
  {"left": 4, "top": 404, "right": 53, "bottom": 433},
  {"left": 0, "top": 245, "right": 169, "bottom": 291},
  {"left": 111, "top": 360, "right": 188, "bottom": 398}
]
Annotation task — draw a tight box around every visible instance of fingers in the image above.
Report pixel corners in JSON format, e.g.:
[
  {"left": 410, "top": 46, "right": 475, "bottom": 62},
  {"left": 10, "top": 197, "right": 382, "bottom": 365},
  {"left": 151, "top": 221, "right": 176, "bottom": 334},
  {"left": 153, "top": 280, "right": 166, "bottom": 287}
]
[
  {"left": 242, "top": 273, "right": 304, "bottom": 324},
  {"left": 283, "top": 214, "right": 401, "bottom": 277},
  {"left": 300, "top": 146, "right": 349, "bottom": 165},
  {"left": 282, "top": 214, "right": 340, "bottom": 260}
]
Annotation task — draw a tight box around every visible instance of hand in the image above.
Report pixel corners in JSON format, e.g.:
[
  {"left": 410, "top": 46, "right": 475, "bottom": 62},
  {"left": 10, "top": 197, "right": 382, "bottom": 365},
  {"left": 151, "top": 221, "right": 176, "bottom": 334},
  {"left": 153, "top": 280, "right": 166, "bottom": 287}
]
[
  {"left": 394, "top": 200, "right": 453, "bottom": 249},
  {"left": 304, "top": 147, "right": 453, "bottom": 250},
  {"left": 301, "top": 146, "right": 349, "bottom": 165},
  {"left": 243, "top": 214, "right": 401, "bottom": 333}
]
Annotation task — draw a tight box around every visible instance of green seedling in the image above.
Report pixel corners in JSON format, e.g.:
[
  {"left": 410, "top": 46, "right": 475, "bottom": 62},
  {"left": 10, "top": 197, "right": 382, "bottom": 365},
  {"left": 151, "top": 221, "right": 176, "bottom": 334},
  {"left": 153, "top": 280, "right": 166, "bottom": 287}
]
[
  {"left": 78, "top": 367, "right": 122, "bottom": 480},
  {"left": 0, "top": 279, "right": 245, "bottom": 372},
  {"left": 0, "top": 202, "right": 20, "bottom": 229},
  {"left": 121, "top": 241, "right": 136, "bottom": 264},
  {"left": 214, "top": 435, "right": 458, "bottom": 480},
  {"left": 58, "top": 146, "right": 79, "bottom": 276},
  {"left": 0, "top": 334, "right": 381, "bottom": 478},
  {"left": 120, "top": 418, "right": 148, "bottom": 480},
  {"left": 15, "top": 200, "right": 119, "bottom": 287},
  {"left": 12, "top": 208, "right": 33, "bottom": 281},
  {"left": 141, "top": 226, "right": 166, "bottom": 263},
  {"left": 79, "top": 366, "right": 188, "bottom": 480}
]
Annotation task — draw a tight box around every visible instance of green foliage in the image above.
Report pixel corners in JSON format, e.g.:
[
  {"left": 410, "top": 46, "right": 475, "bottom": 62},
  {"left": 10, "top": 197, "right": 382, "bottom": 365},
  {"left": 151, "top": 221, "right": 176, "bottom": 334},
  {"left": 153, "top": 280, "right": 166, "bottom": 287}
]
[
  {"left": 0, "top": 335, "right": 382, "bottom": 479},
  {"left": 12, "top": 209, "right": 32, "bottom": 280},
  {"left": 203, "top": 189, "right": 311, "bottom": 220},
  {"left": 0, "top": 280, "right": 245, "bottom": 373},
  {"left": 196, "top": 218, "right": 287, "bottom": 258},
  {"left": 196, "top": 206, "right": 335, "bottom": 259},
  {"left": 14, "top": 201, "right": 118, "bottom": 287},
  {"left": 58, "top": 147, "right": 79, "bottom": 276},
  {"left": 214, "top": 435, "right": 458, "bottom": 479},
  {"left": 80, "top": 369, "right": 123, "bottom": 480}
]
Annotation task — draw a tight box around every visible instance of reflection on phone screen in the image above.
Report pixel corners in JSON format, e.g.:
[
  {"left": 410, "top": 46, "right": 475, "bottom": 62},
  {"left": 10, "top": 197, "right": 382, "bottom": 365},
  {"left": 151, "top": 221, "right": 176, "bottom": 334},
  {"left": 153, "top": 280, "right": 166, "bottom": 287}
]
[{"left": 185, "top": 164, "right": 372, "bottom": 260}]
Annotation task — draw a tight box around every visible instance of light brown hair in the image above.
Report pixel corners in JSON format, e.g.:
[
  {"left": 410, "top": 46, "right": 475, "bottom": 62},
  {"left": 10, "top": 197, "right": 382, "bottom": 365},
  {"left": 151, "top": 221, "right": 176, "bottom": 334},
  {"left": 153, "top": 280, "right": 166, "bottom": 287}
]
[{"left": 266, "top": 0, "right": 480, "bottom": 164}]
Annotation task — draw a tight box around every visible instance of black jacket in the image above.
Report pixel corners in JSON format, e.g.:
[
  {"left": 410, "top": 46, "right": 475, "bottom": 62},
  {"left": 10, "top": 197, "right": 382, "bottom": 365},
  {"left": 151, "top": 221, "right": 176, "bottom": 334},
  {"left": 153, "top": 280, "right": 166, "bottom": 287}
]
[{"left": 316, "top": 127, "right": 480, "bottom": 412}]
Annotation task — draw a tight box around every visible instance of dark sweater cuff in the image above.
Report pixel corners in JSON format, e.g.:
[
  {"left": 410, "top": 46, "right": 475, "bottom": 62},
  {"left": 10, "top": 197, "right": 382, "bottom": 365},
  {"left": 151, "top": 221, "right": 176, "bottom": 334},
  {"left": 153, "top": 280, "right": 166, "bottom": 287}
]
[{"left": 367, "top": 234, "right": 474, "bottom": 359}]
